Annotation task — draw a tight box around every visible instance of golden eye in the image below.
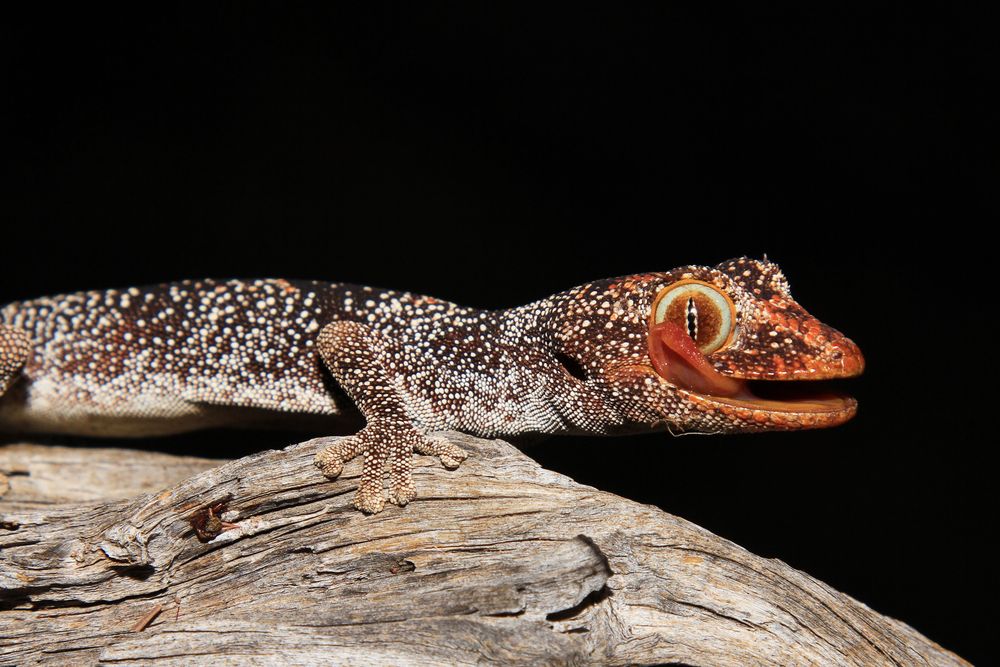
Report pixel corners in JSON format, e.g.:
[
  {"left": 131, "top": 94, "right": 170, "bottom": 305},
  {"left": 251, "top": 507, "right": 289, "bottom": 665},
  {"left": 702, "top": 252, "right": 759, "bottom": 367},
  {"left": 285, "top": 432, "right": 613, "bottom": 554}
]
[{"left": 651, "top": 279, "right": 736, "bottom": 354}]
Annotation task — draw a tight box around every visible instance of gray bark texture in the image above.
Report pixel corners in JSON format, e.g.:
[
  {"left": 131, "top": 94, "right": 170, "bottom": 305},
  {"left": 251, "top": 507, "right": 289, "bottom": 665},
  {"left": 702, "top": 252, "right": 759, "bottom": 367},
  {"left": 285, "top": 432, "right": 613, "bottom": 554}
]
[{"left": 0, "top": 434, "right": 968, "bottom": 666}]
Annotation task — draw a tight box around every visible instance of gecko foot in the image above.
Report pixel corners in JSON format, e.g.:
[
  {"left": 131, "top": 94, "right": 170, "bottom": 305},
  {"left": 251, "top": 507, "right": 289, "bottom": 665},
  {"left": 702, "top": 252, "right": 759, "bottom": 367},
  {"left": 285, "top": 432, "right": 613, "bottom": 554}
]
[{"left": 313, "top": 428, "right": 469, "bottom": 514}]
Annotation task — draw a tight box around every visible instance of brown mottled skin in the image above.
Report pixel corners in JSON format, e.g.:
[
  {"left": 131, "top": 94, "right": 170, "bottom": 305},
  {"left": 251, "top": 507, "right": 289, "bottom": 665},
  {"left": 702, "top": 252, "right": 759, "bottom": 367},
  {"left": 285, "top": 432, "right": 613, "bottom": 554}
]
[{"left": 0, "top": 258, "right": 863, "bottom": 513}]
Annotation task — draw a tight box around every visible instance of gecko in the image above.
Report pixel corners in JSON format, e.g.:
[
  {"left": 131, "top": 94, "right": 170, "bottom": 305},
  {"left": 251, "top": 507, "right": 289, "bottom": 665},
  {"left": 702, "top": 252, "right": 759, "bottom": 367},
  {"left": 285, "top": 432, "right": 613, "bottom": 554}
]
[{"left": 0, "top": 257, "right": 864, "bottom": 513}]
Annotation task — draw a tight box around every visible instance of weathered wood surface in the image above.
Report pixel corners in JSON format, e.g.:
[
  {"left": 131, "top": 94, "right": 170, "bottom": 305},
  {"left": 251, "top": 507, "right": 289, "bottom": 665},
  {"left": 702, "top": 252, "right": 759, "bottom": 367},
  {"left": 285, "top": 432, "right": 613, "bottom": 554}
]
[
  {"left": 0, "top": 443, "right": 224, "bottom": 508},
  {"left": 0, "top": 434, "right": 967, "bottom": 666}
]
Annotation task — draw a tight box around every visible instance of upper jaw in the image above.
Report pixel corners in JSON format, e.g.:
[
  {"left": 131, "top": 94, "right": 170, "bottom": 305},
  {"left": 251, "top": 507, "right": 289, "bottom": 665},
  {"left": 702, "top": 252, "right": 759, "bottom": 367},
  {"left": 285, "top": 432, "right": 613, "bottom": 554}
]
[{"left": 712, "top": 334, "right": 865, "bottom": 382}]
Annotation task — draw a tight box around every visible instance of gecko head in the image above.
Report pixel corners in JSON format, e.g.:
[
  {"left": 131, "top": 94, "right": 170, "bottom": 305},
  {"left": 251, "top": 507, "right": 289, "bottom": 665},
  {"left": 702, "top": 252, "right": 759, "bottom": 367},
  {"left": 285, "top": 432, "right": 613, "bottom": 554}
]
[{"left": 550, "top": 257, "right": 864, "bottom": 434}]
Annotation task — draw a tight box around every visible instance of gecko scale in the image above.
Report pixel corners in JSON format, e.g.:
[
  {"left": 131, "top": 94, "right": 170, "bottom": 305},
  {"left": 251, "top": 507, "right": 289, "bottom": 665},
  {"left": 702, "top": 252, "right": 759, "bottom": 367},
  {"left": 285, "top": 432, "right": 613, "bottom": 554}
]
[{"left": 0, "top": 258, "right": 864, "bottom": 513}]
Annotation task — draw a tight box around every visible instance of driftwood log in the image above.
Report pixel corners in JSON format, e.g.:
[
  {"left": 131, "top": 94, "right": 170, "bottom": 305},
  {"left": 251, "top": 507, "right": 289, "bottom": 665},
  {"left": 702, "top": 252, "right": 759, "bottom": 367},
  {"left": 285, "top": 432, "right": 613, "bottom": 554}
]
[{"left": 0, "top": 434, "right": 967, "bottom": 666}]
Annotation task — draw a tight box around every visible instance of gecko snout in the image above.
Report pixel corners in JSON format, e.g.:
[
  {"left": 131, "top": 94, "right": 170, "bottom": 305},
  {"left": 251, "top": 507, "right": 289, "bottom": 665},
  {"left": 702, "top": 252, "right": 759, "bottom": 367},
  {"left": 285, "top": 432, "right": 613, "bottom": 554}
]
[{"left": 826, "top": 336, "right": 865, "bottom": 378}]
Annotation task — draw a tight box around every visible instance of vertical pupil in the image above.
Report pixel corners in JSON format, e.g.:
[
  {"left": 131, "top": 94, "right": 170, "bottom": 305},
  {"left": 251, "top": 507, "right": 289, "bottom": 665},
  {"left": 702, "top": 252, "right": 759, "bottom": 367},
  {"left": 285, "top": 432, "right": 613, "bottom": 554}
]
[{"left": 685, "top": 296, "right": 698, "bottom": 341}]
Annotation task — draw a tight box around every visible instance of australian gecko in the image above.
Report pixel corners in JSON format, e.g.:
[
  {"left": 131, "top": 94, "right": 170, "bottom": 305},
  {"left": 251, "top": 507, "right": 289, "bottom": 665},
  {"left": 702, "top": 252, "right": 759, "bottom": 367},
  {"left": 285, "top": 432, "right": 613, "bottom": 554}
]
[{"left": 0, "top": 258, "right": 864, "bottom": 513}]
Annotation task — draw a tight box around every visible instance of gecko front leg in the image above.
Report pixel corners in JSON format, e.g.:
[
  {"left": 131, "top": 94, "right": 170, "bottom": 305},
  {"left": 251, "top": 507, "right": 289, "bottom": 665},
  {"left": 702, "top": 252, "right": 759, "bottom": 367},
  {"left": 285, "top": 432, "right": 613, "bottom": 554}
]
[{"left": 313, "top": 321, "right": 467, "bottom": 513}]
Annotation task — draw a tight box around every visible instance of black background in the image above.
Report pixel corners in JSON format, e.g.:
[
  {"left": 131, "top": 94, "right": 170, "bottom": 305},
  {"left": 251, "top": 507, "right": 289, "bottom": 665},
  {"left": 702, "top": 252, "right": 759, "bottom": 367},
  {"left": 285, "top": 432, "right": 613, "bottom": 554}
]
[{"left": 2, "top": 6, "right": 993, "bottom": 663}]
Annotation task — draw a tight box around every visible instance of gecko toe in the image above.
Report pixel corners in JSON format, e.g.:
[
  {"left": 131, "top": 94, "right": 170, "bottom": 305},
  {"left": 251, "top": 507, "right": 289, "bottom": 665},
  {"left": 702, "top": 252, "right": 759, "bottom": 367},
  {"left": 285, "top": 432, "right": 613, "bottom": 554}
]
[
  {"left": 353, "top": 480, "right": 386, "bottom": 514},
  {"left": 314, "top": 447, "right": 345, "bottom": 478},
  {"left": 414, "top": 436, "right": 469, "bottom": 470},
  {"left": 387, "top": 480, "right": 416, "bottom": 506},
  {"left": 440, "top": 444, "right": 469, "bottom": 468},
  {"left": 314, "top": 436, "right": 367, "bottom": 479}
]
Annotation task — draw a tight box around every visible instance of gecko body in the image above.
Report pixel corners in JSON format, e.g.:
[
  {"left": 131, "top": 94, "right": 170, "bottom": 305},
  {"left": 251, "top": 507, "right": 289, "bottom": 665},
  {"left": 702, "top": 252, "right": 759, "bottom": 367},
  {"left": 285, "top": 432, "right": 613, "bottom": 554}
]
[{"left": 0, "top": 258, "right": 863, "bottom": 512}]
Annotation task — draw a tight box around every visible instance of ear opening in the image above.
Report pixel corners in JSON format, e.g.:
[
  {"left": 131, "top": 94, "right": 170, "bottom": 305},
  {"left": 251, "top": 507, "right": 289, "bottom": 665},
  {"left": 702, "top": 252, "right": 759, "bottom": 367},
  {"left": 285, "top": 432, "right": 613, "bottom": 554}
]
[{"left": 554, "top": 351, "right": 588, "bottom": 381}]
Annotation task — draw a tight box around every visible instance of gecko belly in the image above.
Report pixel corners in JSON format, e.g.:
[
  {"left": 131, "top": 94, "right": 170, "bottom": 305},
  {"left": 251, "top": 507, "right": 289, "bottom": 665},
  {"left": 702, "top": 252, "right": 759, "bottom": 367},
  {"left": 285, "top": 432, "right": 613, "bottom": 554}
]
[{"left": 0, "top": 375, "right": 347, "bottom": 437}]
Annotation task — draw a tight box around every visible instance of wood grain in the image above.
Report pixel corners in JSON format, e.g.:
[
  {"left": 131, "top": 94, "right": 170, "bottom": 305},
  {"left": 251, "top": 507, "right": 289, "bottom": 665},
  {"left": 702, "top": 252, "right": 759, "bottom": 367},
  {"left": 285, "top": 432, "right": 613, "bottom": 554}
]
[{"left": 0, "top": 434, "right": 968, "bottom": 666}]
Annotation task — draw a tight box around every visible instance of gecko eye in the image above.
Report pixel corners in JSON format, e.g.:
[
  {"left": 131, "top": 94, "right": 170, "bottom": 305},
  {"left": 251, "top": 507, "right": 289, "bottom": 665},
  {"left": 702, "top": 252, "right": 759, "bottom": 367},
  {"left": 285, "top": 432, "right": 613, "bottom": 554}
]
[{"left": 651, "top": 280, "right": 736, "bottom": 354}]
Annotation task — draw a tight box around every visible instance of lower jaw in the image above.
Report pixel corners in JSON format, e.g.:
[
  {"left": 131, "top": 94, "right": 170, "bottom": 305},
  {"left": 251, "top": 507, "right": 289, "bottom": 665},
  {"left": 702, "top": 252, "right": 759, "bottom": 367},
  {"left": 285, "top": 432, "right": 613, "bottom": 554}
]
[
  {"left": 681, "top": 385, "right": 858, "bottom": 429},
  {"left": 711, "top": 379, "right": 857, "bottom": 415}
]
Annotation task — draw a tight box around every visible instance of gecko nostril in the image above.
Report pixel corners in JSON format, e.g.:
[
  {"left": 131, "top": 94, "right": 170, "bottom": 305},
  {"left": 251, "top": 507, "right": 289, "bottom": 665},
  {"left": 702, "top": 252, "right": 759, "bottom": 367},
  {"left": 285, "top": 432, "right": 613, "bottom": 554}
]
[{"left": 827, "top": 337, "right": 865, "bottom": 376}]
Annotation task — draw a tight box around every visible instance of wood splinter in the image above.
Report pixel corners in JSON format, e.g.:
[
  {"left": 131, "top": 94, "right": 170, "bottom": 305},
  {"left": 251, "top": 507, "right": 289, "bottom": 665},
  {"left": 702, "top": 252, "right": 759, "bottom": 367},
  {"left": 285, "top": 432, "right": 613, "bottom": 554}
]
[{"left": 129, "top": 604, "right": 163, "bottom": 633}]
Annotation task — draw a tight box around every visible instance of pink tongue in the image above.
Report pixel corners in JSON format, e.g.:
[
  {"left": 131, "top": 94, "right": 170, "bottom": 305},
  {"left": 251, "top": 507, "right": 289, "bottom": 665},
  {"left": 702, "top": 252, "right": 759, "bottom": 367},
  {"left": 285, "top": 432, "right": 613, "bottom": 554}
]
[{"left": 648, "top": 321, "right": 745, "bottom": 398}]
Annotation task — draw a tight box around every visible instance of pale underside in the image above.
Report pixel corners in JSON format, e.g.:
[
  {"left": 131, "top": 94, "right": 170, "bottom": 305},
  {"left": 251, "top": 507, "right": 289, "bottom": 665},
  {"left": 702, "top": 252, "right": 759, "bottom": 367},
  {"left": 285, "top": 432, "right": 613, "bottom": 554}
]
[{"left": 0, "top": 371, "right": 345, "bottom": 437}]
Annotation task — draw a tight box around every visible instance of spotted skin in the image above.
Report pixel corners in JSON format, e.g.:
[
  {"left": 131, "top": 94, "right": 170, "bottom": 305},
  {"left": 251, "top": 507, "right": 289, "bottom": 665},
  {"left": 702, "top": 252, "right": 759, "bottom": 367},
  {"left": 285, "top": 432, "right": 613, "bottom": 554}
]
[
  {"left": 0, "top": 326, "right": 30, "bottom": 396},
  {"left": 0, "top": 258, "right": 863, "bottom": 513}
]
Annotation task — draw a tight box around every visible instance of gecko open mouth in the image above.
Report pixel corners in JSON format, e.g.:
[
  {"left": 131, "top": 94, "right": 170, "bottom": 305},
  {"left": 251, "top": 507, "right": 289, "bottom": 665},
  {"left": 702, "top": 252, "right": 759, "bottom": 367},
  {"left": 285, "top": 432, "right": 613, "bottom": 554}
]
[{"left": 648, "top": 320, "right": 860, "bottom": 419}]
